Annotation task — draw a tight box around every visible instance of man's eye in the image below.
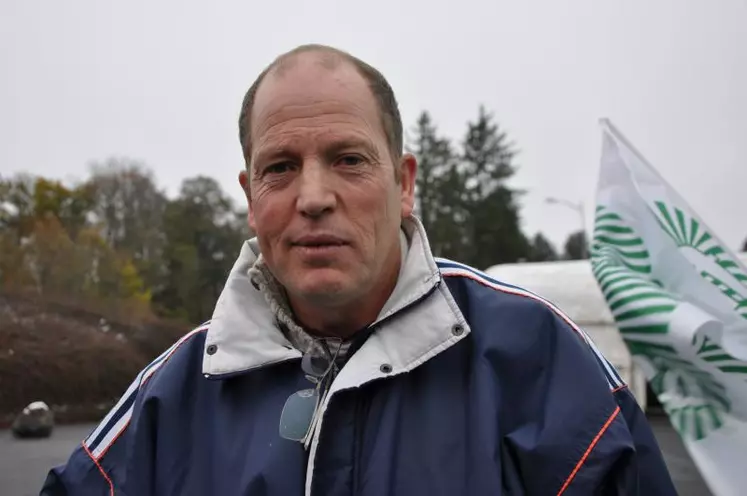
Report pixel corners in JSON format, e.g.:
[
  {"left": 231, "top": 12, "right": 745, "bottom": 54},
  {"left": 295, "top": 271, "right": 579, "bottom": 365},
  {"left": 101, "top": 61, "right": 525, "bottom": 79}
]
[
  {"left": 264, "top": 162, "right": 293, "bottom": 175},
  {"left": 338, "top": 155, "right": 364, "bottom": 167}
]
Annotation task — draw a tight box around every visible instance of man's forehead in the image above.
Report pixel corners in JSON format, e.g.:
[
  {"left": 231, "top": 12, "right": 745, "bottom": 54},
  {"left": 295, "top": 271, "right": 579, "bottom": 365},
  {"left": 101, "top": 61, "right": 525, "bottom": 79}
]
[
  {"left": 252, "top": 53, "right": 371, "bottom": 116},
  {"left": 249, "top": 54, "right": 379, "bottom": 143}
]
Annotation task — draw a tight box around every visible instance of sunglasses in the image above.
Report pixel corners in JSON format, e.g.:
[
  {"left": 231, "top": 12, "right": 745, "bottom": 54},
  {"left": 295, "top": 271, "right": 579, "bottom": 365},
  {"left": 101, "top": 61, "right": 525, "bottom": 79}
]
[{"left": 279, "top": 337, "right": 343, "bottom": 445}]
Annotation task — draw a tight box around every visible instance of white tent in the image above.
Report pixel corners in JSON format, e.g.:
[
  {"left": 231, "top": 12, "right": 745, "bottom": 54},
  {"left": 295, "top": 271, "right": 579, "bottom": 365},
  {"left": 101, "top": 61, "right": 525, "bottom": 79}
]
[{"left": 485, "top": 253, "right": 747, "bottom": 410}]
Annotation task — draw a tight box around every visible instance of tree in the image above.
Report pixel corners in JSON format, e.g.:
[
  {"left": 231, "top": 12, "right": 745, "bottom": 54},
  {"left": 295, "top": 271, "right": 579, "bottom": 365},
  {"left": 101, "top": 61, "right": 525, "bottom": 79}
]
[
  {"left": 563, "top": 230, "right": 589, "bottom": 260},
  {"left": 460, "top": 106, "right": 529, "bottom": 268},
  {"left": 87, "top": 158, "right": 168, "bottom": 290},
  {"left": 32, "top": 178, "right": 94, "bottom": 238},
  {"left": 0, "top": 230, "right": 31, "bottom": 288},
  {"left": 0, "top": 169, "right": 154, "bottom": 317},
  {"left": 405, "top": 107, "right": 531, "bottom": 267},
  {"left": 409, "top": 112, "right": 451, "bottom": 232},
  {"left": 428, "top": 164, "right": 472, "bottom": 261},
  {"left": 0, "top": 175, "right": 94, "bottom": 240},
  {"left": 528, "top": 233, "right": 558, "bottom": 262},
  {"left": 0, "top": 174, "right": 35, "bottom": 239},
  {"left": 407, "top": 111, "right": 469, "bottom": 259},
  {"left": 74, "top": 227, "right": 151, "bottom": 304},
  {"left": 154, "top": 176, "right": 246, "bottom": 323},
  {"left": 25, "top": 215, "right": 80, "bottom": 294}
]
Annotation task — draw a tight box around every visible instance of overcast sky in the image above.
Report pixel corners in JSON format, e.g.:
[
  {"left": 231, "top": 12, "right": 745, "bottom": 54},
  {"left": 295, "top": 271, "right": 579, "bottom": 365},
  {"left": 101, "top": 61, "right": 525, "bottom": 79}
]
[{"left": 2, "top": 0, "right": 746, "bottom": 255}]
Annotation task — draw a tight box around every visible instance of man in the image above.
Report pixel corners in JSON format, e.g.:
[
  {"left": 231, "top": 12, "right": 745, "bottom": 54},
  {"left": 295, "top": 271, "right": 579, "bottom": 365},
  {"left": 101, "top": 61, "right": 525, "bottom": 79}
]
[{"left": 42, "top": 44, "right": 677, "bottom": 495}]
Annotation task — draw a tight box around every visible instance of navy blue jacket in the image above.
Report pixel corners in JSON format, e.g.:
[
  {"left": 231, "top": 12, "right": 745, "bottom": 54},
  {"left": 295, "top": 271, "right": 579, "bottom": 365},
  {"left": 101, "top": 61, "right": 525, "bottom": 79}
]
[{"left": 42, "top": 219, "right": 677, "bottom": 495}]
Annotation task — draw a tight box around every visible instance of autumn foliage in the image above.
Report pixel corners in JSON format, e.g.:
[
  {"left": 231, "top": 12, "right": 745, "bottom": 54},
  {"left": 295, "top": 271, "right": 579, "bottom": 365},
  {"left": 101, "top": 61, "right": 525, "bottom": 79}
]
[{"left": 0, "top": 159, "right": 248, "bottom": 420}]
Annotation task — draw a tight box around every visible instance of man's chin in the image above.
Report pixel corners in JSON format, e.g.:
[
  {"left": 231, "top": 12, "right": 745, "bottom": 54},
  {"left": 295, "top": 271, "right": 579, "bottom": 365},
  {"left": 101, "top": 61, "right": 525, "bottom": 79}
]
[{"left": 292, "top": 277, "right": 357, "bottom": 306}]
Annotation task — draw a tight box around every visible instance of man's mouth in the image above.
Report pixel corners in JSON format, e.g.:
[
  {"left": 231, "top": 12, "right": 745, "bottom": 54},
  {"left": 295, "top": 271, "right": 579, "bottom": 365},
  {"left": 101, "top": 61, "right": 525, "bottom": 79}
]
[{"left": 291, "top": 234, "right": 349, "bottom": 249}]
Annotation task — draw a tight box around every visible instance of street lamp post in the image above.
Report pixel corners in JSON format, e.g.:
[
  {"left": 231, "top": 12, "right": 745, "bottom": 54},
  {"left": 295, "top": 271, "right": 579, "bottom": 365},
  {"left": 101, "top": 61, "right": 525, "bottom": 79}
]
[{"left": 545, "top": 196, "right": 587, "bottom": 258}]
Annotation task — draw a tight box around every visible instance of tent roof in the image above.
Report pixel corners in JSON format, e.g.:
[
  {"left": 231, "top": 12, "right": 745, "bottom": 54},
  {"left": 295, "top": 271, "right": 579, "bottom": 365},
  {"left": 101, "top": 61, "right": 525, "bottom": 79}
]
[{"left": 484, "top": 252, "right": 747, "bottom": 326}]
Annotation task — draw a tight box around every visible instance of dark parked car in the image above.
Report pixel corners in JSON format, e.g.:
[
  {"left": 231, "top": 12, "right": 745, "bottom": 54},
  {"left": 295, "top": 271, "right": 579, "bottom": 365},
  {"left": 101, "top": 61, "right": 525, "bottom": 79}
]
[{"left": 12, "top": 401, "right": 54, "bottom": 439}]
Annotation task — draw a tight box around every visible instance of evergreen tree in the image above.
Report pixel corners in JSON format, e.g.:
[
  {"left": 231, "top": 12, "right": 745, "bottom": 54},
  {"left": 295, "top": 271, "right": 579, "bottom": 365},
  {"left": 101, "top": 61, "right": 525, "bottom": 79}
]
[
  {"left": 528, "top": 233, "right": 558, "bottom": 262},
  {"left": 408, "top": 112, "right": 470, "bottom": 260},
  {"left": 429, "top": 164, "right": 472, "bottom": 261},
  {"left": 460, "top": 106, "right": 529, "bottom": 268},
  {"left": 409, "top": 112, "right": 450, "bottom": 236},
  {"left": 563, "top": 230, "right": 589, "bottom": 260}
]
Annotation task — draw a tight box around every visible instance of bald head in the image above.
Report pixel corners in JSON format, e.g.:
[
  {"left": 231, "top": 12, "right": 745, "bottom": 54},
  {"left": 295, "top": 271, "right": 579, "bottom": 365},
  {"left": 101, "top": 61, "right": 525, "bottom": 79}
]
[{"left": 238, "top": 44, "right": 403, "bottom": 168}]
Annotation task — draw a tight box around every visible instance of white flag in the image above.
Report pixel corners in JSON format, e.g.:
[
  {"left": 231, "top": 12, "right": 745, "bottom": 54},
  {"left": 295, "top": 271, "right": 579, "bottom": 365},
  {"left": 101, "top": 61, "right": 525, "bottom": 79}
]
[{"left": 592, "top": 119, "right": 747, "bottom": 496}]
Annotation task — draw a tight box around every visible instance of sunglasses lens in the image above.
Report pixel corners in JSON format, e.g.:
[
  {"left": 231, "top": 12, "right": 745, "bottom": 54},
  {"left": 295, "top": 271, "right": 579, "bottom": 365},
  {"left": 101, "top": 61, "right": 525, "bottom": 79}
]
[
  {"left": 279, "top": 388, "right": 319, "bottom": 441},
  {"left": 302, "top": 352, "right": 329, "bottom": 378}
]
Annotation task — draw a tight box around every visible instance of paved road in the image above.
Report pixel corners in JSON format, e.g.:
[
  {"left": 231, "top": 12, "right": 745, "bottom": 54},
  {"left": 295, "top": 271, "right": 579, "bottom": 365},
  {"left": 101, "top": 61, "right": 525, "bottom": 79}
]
[
  {"left": 648, "top": 415, "right": 713, "bottom": 496},
  {"left": 0, "top": 423, "right": 93, "bottom": 496},
  {"left": 1, "top": 417, "right": 712, "bottom": 495}
]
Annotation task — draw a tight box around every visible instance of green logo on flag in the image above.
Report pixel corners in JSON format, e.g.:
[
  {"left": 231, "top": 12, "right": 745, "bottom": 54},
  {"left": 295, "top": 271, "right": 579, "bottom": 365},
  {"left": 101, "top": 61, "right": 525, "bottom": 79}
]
[
  {"left": 653, "top": 201, "right": 747, "bottom": 322},
  {"left": 592, "top": 204, "right": 747, "bottom": 441}
]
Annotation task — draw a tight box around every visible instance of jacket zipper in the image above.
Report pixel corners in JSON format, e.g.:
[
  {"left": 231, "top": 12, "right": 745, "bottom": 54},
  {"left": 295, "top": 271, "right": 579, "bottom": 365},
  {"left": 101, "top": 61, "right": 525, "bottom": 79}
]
[{"left": 308, "top": 279, "right": 444, "bottom": 496}]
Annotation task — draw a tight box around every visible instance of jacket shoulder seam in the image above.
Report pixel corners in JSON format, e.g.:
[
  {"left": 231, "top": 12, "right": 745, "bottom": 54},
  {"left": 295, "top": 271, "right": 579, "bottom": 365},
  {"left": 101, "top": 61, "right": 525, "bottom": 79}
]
[
  {"left": 81, "top": 441, "right": 115, "bottom": 496},
  {"left": 556, "top": 406, "right": 621, "bottom": 495}
]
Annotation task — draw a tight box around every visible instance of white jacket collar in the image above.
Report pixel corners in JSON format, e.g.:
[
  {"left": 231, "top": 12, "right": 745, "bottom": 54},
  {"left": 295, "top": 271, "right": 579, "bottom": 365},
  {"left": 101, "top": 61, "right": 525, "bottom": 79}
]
[{"left": 202, "top": 216, "right": 469, "bottom": 378}]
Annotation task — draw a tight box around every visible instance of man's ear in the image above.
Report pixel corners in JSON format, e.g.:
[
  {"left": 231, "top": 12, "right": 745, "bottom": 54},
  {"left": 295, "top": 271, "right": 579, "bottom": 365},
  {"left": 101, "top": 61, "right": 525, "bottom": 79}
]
[
  {"left": 238, "top": 170, "right": 256, "bottom": 231},
  {"left": 398, "top": 153, "right": 417, "bottom": 218}
]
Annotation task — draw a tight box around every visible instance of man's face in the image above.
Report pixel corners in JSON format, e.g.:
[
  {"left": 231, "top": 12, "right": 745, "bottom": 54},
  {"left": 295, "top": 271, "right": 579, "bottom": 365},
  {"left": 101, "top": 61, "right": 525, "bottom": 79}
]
[{"left": 240, "top": 55, "right": 416, "bottom": 310}]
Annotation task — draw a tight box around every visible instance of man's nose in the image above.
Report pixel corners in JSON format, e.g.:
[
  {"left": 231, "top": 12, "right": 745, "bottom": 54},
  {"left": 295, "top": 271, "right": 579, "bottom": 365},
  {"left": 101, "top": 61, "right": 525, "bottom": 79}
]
[{"left": 296, "top": 161, "right": 336, "bottom": 218}]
